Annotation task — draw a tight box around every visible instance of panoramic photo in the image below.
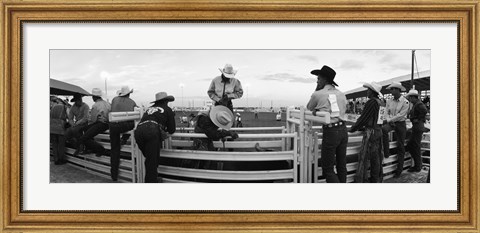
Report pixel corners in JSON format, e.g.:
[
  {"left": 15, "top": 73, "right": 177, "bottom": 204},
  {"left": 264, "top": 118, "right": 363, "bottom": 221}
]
[{"left": 49, "top": 49, "right": 431, "bottom": 183}]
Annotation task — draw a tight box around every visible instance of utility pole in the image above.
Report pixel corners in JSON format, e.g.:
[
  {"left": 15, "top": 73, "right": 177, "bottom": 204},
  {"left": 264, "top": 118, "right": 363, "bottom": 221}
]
[{"left": 411, "top": 50, "right": 415, "bottom": 90}]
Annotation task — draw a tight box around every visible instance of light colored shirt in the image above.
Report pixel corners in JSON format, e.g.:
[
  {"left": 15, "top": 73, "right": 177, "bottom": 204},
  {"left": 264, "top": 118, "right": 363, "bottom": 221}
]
[
  {"left": 306, "top": 84, "right": 347, "bottom": 123},
  {"left": 68, "top": 102, "right": 89, "bottom": 126},
  {"left": 89, "top": 99, "right": 111, "bottom": 124},
  {"left": 111, "top": 96, "right": 137, "bottom": 112},
  {"left": 207, "top": 76, "right": 243, "bottom": 102},
  {"left": 384, "top": 95, "right": 409, "bottom": 123}
]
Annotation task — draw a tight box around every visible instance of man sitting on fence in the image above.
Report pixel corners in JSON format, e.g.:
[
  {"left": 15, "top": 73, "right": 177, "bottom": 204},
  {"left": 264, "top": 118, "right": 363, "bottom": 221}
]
[
  {"left": 349, "top": 82, "right": 385, "bottom": 183},
  {"left": 65, "top": 94, "right": 89, "bottom": 147},
  {"left": 193, "top": 106, "right": 239, "bottom": 152},
  {"left": 109, "top": 86, "right": 137, "bottom": 181},
  {"left": 306, "top": 65, "right": 348, "bottom": 183},
  {"left": 74, "top": 88, "right": 111, "bottom": 157}
]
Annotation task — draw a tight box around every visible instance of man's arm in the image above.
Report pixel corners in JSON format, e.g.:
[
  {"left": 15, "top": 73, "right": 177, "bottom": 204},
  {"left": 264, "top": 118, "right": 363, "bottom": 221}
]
[
  {"left": 75, "top": 104, "right": 90, "bottom": 125},
  {"left": 68, "top": 107, "right": 74, "bottom": 123},
  {"left": 227, "top": 79, "right": 243, "bottom": 99},
  {"left": 207, "top": 80, "right": 221, "bottom": 102},
  {"left": 307, "top": 93, "right": 329, "bottom": 113},
  {"left": 388, "top": 99, "right": 409, "bottom": 123},
  {"left": 166, "top": 108, "right": 176, "bottom": 134},
  {"left": 350, "top": 99, "right": 376, "bottom": 132}
]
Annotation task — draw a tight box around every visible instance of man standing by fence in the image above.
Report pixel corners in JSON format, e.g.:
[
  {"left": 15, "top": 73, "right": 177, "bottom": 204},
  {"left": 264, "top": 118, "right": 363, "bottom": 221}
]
[
  {"left": 207, "top": 63, "right": 243, "bottom": 113},
  {"left": 109, "top": 86, "right": 137, "bottom": 181},
  {"left": 134, "top": 92, "right": 176, "bottom": 183},
  {"left": 405, "top": 89, "right": 428, "bottom": 173},
  {"left": 349, "top": 82, "right": 384, "bottom": 183},
  {"left": 50, "top": 97, "right": 69, "bottom": 165},
  {"left": 382, "top": 82, "right": 409, "bottom": 178},
  {"left": 307, "top": 65, "right": 348, "bottom": 183}
]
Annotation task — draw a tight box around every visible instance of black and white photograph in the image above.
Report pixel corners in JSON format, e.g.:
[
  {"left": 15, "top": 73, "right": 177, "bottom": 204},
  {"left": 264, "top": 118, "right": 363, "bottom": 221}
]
[{"left": 49, "top": 49, "right": 431, "bottom": 184}]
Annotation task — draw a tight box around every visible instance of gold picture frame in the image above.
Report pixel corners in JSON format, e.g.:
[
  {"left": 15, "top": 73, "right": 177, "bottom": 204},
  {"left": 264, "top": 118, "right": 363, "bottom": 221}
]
[{"left": 1, "top": 0, "right": 478, "bottom": 232}]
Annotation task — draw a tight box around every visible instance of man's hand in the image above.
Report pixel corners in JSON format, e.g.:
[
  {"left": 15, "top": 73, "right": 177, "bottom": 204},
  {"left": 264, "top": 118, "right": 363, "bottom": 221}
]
[{"left": 230, "top": 132, "right": 239, "bottom": 140}]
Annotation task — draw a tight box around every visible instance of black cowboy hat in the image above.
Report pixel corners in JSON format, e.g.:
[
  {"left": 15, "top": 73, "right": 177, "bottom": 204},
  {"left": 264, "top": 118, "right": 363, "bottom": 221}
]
[
  {"left": 311, "top": 65, "right": 338, "bottom": 86},
  {"left": 70, "top": 94, "right": 83, "bottom": 102}
]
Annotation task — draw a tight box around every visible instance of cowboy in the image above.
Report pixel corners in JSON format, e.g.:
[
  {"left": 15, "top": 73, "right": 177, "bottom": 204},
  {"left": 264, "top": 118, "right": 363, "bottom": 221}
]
[
  {"left": 74, "top": 88, "right": 111, "bottom": 157},
  {"left": 188, "top": 105, "right": 239, "bottom": 172},
  {"left": 108, "top": 86, "right": 137, "bottom": 181},
  {"left": 405, "top": 89, "right": 428, "bottom": 173},
  {"left": 50, "top": 97, "right": 69, "bottom": 165},
  {"left": 207, "top": 64, "right": 243, "bottom": 113},
  {"left": 306, "top": 65, "right": 348, "bottom": 183},
  {"left": 134, "top": 92, "right": 176, "bottom": 183},
  {"left": 382, "top": 82, "right": 409, "bottom": 178},
  {"left": 192, "top": 105, "right": 239, "bottom": 152},
  {"left": 65, "top": 94, "right": 90, "bottom": 146},
  {"left": 349, "top": 82, "right": 384, "bottom": 183},
  {"left": 235, "top": 112, "right": 243, "bottom": 127}
]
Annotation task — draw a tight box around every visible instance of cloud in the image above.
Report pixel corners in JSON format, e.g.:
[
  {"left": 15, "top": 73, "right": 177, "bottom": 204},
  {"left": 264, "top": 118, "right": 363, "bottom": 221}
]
[
  {"left": 260, "top": 73, "right": 316, "bottom": 83},
  {"left": 296, "top": 55, "right": 318, "bottom": 63},
  {"left": 338, "top": 59, "right": 365, "bottom": 70},
  {"left": 388, "top": 63, "right": 411, "bottom": 70}
]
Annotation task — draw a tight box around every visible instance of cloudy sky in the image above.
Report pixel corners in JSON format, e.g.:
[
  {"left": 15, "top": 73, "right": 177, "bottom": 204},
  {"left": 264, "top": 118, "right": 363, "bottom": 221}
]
[{"left": 50, "top": 49, "right": 430, "bottom": 108}]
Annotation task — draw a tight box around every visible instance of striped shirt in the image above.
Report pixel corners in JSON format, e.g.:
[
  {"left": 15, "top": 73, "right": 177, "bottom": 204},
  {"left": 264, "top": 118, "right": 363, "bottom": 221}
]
[{"left": 350, "top": 97, "right": 381, "bottom": 131}]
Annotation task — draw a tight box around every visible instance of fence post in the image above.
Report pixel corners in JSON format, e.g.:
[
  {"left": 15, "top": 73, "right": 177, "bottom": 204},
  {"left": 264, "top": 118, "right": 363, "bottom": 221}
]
[
  {"left": 293, "top": 134, "right": 298, "bottom": 183},
  {"left": 306, "top": 122, "right": 316, "bottom": 183},
  {"left": 299, "top": 106, "right": 306, "bottom": 183},
  {"left": 313, "top": 132, "right": 319, "bottom": 183}
]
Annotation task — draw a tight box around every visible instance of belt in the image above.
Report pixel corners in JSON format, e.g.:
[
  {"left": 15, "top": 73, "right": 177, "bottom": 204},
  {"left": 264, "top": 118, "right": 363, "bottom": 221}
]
[
  {"left": 138, "top": 120, "right": 158, "bottom": 126},
  {"left": 323, "top": 121, "right": 345, "bottom": 128}
]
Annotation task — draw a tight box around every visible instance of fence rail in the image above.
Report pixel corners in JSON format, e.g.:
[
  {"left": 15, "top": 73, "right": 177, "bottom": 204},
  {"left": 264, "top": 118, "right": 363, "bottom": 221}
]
[{"left": 53, "top": 109, "right": 430, "bottom": 183}]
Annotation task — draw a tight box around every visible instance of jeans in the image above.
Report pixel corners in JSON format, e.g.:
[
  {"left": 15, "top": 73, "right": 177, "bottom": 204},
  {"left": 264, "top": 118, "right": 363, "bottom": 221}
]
[
  {"left": 134, "top": 122, "right": 161, "bottom": 183},
  {"left": 215, "top": 100, "right": 233, "bottom": 113},
  {"left": 65, "top": 124, "right": 85, "bottom": 144},
  {"left": 407, "top": 122, "right": 424, "bottom": 170},
  {"left": 321, "top": 124, "right": 348, "bottom": 183},
  {"left": 382, "top": 121, "right": 406, "bottom": 175},
  {"left": 109, "top": 121, "right": 135, "bottom": 180},
  {"left": 51, "top": 134, "right": 65, "bottom": 162},
  {"left": 79, "top": 122, "right": 109, "bottom": 154},
  {"left": 356, "top": 127, "right": 383, "bottom": 183}
]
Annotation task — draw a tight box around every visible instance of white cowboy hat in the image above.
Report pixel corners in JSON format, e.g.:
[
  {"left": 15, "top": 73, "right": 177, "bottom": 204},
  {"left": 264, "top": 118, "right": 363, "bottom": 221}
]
[
  {"left": 386, "top": 82, "right": 406, "bottom": 91},
  {"left": 209, "top": 105, "right": 234, "bottom": 130},
  {"left": 117, "top": 85, "right": 133, "bottom": 96},
  {"left": 218, "top": 63, "right": 237, "bottom": 79},
  {"left": 150, "top": 92, "right": 175, "bottom": 103},
  {"left": 91, "top": 88, "right": 103, "bottom": 97},
  {"left": 405, "top": 89, "right": 419, "bottom": 97},
  {"left": 362, "top": 82, "right": 383, "bottom": 97}
]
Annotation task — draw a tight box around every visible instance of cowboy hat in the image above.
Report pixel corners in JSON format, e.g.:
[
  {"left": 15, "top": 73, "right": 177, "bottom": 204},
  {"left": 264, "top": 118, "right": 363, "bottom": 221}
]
[
  {"left": 219, "top": 64, "right": 237, "bottom": 79},
  {"left": 362, "top": 82, "right": 383, "bottom": 97},
  {"left": 386, "top": 82, "right": 406, "bottom": 91},
  {"left": 91, "top": 88, "right": 103, "bottom": 97},
  {"left": 150, "top": 92, "right": 175, "bottom": 103},
  {"left": 209, "top": 105, "right": 234, "bottom": 130},
  {"left": 117, "top": 85, "right": 133, "bottom": 96},
  {"left": 405, "top": 89, "right": 419, "bottom": 98},
  {"left": 70, "top": 93, "right": 83, "bottom": 102},
  {"left": 310, "top": 65, "right": 338, "bottom": 86}
]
